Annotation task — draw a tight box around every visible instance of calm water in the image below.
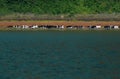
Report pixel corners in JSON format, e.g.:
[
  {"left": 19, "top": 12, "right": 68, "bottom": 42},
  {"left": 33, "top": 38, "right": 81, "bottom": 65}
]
[{"left": 0, "top": 31, "right": 120, "bottom": 79}]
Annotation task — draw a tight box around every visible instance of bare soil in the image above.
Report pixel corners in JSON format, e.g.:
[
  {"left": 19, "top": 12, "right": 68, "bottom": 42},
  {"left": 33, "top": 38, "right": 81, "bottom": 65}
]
[{"left": 0, "top": 21, "right": 120, "bottom": 28}]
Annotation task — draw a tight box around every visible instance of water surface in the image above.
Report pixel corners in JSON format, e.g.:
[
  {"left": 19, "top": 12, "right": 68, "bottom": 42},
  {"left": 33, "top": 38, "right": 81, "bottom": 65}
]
[{"left": 0, "top": 31, "right": 120, "bottom": 79}]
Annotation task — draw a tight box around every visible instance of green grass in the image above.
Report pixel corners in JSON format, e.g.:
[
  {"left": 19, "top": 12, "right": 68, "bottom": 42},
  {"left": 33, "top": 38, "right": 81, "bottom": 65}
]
[{"left": 0, "top": 0, "right": 120, "bottom": 21}]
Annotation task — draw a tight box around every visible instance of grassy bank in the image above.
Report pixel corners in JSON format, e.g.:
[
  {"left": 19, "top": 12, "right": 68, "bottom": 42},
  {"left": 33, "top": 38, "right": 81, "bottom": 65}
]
[
  {"left": 0, "top": 14, "right": 120, "bottom": 21},
  {"left": 1, "top": 0, "right": 120, "bottom": 21}
]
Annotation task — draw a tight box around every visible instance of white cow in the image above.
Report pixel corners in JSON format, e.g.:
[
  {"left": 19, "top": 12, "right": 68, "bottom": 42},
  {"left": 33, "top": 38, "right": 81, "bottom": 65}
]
[
  {"left": 31, "top": 25, "right": 38, "bottom": 29},
  {"left": 114, "top": 26, "right": 119, "bottom": 29},
  {"left": 60, "top": 25, "right": 64, "bottom": 29},
  {"left": 24, "top": 25, "right": 29, "bottom": 29},
  {"left": 13, "top": 25, "right": 18, "bottom": 28},
  {"left": 22, "top": 25, "right": 25, "bottom": 29},
  {"left": 96, "top": 25, "right": 101, "bottom": 29}
]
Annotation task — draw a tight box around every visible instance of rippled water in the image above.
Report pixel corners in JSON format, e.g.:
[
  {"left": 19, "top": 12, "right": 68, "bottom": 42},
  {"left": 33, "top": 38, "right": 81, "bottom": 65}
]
[{"left": 0, "top": 31, "right": 120, "bottom": 79}]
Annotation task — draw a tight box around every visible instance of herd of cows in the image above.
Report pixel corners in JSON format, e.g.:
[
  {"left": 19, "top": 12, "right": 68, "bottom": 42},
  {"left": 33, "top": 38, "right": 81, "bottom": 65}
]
[{"left": 7, "top": 25, "right": 120, "bottom": 30}]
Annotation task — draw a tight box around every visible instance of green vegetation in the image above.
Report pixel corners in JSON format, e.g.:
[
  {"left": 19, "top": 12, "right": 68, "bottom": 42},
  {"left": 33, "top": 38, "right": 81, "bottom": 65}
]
[
  {"left": 0, "top": 0, "right": 120, "bottom": 15},
  {"left": 0, "top": 0, "right": 120, "bottom": 21}
]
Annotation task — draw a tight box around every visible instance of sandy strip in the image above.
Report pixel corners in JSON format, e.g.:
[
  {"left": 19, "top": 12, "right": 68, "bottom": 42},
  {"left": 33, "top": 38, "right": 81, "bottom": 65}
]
[{"left": 0, "top": 21, "right": 120, "bottom": 28}]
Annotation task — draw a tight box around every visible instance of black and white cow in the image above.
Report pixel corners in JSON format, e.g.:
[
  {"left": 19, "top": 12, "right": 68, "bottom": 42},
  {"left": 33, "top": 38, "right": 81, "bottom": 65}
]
[{"left": 104, "top": 26, "right": 111, "bottom": 30}]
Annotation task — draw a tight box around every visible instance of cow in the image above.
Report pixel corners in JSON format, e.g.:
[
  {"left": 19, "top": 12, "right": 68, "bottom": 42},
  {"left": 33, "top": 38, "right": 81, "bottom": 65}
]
[
  {"left": 78, "top": 26, "right": 83, "bottom": 29},
  {"left": 66, "top": 26, "right": 73, "bottom": 29},
  {"left": 22, "top": 25, "right": 29, "bottom": 29},
  {"left": 7, "top": 25, "right": 13, "bottom": 28},
  {"left": 31, "top": 25, "right": 38, "bottom": 29},
  {"left": 104, "top": 26, "right": 111, "bottom": 30},
  {"left": 111, "top": 25, "right": 119, "bottom": 29},
  {"left": 96, "top": 25, "right": 101, "bottom": 29},
  {"left": 59, "top": 25, "right": 64, "bottom": 29}
]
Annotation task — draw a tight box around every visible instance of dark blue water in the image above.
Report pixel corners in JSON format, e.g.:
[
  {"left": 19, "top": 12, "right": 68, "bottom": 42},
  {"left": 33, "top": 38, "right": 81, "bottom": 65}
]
[{"left": 0, "top": 31, "right": 120, "bottom": 79}]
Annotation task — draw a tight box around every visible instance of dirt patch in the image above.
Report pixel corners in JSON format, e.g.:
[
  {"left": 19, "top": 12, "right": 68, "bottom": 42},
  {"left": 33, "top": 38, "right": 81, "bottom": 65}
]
[{"left": 0, "top": 21, "right": 120, "bottom": 28}]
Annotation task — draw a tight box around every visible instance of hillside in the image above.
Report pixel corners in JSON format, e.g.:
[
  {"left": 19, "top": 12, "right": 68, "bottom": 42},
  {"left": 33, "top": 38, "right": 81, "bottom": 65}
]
[
  {"left": 0, "top": 0, "right": 120, "bottom": 21},
  {"left": 0, "top": 0, "right": 120, "bottom": 15}
]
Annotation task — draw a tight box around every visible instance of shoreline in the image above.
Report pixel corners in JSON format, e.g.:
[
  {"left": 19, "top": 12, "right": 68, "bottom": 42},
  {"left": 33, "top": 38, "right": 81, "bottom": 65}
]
[
  {"left": 0, "top": 21, "right": 120, "bottom": 31},
  {"left": 0, "top": 28, "right": 120, "bottom": 32},
  {"left": 0, "top": 21, "right": 120, "bottom": 27}
]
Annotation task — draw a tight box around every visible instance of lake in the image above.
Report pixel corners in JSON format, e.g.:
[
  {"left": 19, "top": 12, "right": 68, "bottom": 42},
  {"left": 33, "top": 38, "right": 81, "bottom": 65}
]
[{"left": 0, "top": 31, "right": 120, "bottom": 79}]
